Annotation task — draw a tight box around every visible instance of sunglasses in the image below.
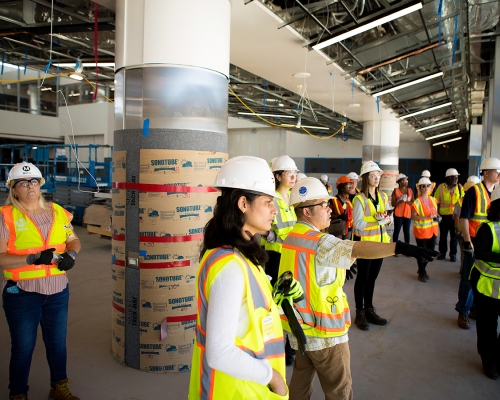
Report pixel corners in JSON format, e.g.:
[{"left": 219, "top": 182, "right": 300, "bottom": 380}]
[
  {"left": 15, "top": 179, "right": 40, "bottom": 188},
  {"left": 420, "top": 184, "right": 431, "bottom": 188}
]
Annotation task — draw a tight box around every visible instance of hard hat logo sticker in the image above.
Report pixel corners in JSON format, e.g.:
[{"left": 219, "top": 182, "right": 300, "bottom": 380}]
[
  {"left": 299, "top": 186, "right": 308, "bottom": 196},
  {"left": 22, "top": 166, "right": 30, "bottom": 172}
]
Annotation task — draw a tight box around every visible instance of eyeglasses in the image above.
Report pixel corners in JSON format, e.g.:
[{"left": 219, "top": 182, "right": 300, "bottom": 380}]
[
  {"left": 298, "top": 201, "right": 330, "bottom": 209},
  {"left": 15, "top": 179, "right": 40, "bottom": 188},
  {"left": 368, "top": 174, "right": 381, "bottom": 179},
  {"left": 282, "top": 171, "right": 297, "bottom": 177}
]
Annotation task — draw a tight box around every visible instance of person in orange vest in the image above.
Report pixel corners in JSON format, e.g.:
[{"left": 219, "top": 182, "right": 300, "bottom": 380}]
[
  {"left": 391, "top": 173, "right": 413, "bottom": 244},
  {"left": 434, "top": 168, "right": 465, "bottom": 262},
  {"left": 457, "top": 158, "right": 500, "bottom": 329},
  {"left": 331, "top": 176, "right": 353, "bottom": 239},
  {"left": 411, "top": 177, "right": 440, "bottom": 282},
  {"left": 0, "top": 162, "right": 81, "bottom": 400},
  {"left": 189, "top": 156, "right": 293, "bottom": 399},
  {"left": 416, "top": 170, "right": 436, "bottom": 197}
]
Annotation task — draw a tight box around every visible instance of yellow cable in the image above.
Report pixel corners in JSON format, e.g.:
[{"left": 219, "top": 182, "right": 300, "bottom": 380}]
[
  {"left": 83, "top": 77, "right": 114, "bottom": 103},
  {"left": 229, "top": 85, "right": 346, "bottom": 139}
]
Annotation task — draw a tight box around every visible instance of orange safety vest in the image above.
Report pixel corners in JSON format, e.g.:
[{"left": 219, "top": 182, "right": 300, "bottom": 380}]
[
  {"left": 331, "top": 196, "right": 353, "bottom": 234},
  {"left": 394, "top": 188, "right": 413, "bottom": 218},
  {"left": 469, "top": 183, "right": 490, "bottom": 238},
  {"left": 435, "top": 183, "right": 464, "bottom": 215},
  {"left": 1, "top": 203, "right": 72, "bottom": 280},
  {"left": 412, "top": 196, "right": 439, "bottom": 239},
  {"left": 352, "top": 192, "right": 390, "bottom": 243}
]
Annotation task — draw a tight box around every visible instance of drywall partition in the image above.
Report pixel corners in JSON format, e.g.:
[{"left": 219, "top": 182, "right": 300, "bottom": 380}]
[{"left": 0, "top": 109, "right": 61, "bottom": 141}]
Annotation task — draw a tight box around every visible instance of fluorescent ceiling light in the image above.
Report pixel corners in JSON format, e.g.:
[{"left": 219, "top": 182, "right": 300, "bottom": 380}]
[
  {"left": 57, "top": 62, "right": 115, "bottom": 68},
  {"left": 400, "top": 102, "right": 452, "bottom": 120},
  {"left": 69, "top": 73, "right": 84, "bottom": 81},
  {"left": 281, "top": 124, "right": 329, "bottom": 130},
  {"left": 373, "top": 72, "right": 443, "bottom": 98},
  {"left": 432, "top": 137, "right": 462, "bottom": 146},
  {"left": 312, "top": 2, "right": 422, "bottom": 50},
  {"left": 425, "top": 129, "right": 460, "bottom": 140},
  {"left": 416, "top": 118, "right": 457, "bottom": 132},
  {"left": 68, "top": 92, "right": 80, "bottom": 97},
  {"left": 238, "top": 112, "right": 295, "bottom": 119}
]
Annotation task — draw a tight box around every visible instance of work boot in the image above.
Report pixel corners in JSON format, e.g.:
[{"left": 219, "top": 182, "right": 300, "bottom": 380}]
[
  {"left": 482, "top": 362, "right": 499, "bottom": 380},
  {"left": 450, "top": 255, "right": 457, "bottom": 262},
  {"left": 458, "top": 313, "right": 470, "bottom": 329},
  {"left": 9, "top": 394, "right": 27, "bottom": 400},
  {"left": 354, "top": 309, "right": 369, "bottom": 331},
  {"left": 418, "top": 273, "right": 427, "bottom": 282},
  {"left": 437, "top": 254, "right": 445, "bottom": 260},
  {"left": 468, "top": 310, "right": 477, "bottom": 320},
  {"left": 48, "top": 379, "right": 80, "bottom": 400},
  {"left": 365, "top": 307, "right": 387, "bottom": 326}
]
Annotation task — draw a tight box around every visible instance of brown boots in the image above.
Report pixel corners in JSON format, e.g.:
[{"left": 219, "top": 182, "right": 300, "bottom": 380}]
[
  {"left": 355, "top": 307, "right": 388, "bottom": 331},
  {"left": 48, "top": 378, "right": 80, "bottom": 400},
  {"left": 354, "top": 309, "right": 369, "bottom": 331}
]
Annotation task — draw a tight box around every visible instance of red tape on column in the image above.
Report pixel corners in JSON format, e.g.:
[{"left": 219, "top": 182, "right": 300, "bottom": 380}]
[
  {"left": 113, "top": 182, "right": 218, "bottom": 193},
  {"left": 166, "top": 314, "right": 197, "bottom": 323},
  {"left": 140, "top": 260, "right": 191, "bottom": 269},
  {"left": 139, "top": 233, "right": 203, "bottom": 243},
  {"left": 112, "top": 301, "right": 125, "bottom": 313}
]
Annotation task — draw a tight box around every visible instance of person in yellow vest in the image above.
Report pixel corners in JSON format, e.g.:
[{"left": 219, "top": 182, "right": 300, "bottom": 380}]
[
  {"left": 331, "top": 176, "right": 353, "bottom": 239},
  {"left": 352, "top": 161, "right": 391, "bottom": 331},
  {"left": 0, "top": 162, "right": 81, "bottom": 400},
  {"left": 278, "top": 177, "right": 438, "bottom": 400},
  {"left": 470, "top": 186, "right": 500, "bottom": 380},
  {"left": 320, "top": 174, "right": 333, "bottom": 195},
  {"left": 391, "top": 173, "right": 413, "bottom": 244},
  {"left": 457, "top": 157, "right": 500, "bottom": 329},
  {"left": 189, "top": 156, "right": 292, "bottom": 400},
  {"left": 434, "top": 168, "right": 465, "bottom": 262},
  {"left": 411, "top": 177, "right": 440, "bottom": 282},
  {"left": 347, "top": 172, "right": 361, "bottom": 201}
]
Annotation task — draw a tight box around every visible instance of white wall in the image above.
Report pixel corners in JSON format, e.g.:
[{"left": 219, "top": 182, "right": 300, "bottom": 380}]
[
  {"left": 399, "top": 141, "right": 431, "bottom": 159},
  {"left": 0, "top": 110, "right": 61, "bottom": 141},
  {"left": 228, "top": 127, "right": 287, "bottom": 162}
]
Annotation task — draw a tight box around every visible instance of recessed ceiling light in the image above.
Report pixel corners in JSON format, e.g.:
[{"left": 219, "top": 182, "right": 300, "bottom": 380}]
[
  {"left": 348, "top": 103, "right": 360, "bottom": 107},
  {"left": 293, "top": 72, "right": 311, "bottom": 78}
]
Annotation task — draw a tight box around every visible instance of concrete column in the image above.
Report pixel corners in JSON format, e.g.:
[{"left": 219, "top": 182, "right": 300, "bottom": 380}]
[
  {"left": 113, "top": 0, "right": 230, "bottom": 372},
  {"left": 28, "top": 83, "right": 39, "bottom": 115},
  {"left": 469, "top": 124, "right": 482, "bottom": 176},
  {"left": 486, "top": 28, "right": 500, "bottom": 159},
  {"left": 362, "top": 120, "right": 400, "bottom": 171}
]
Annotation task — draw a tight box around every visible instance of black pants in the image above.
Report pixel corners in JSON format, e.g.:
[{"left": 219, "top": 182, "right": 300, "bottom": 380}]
[
  {"left": 393, "top": 216, "right": 411, "bottom": 244},
  {"left": 438, "top": 215, "right": 457, "bottom": 258},
  {"left": 415, "top": 236, "right": 437, "bottom": 274},
  {"left": 265, "top": 251, "right": 281, "bottom": 286},
  {"left": 471, "top": 268, "right": 500, "bottom": 366},
  {"left": 354, "top": 258, "right": 383, "bottom": 310}
]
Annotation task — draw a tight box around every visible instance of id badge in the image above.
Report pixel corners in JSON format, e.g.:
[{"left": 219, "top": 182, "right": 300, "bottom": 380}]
[
  {"left": 376, "top": 204, "right": 380, "bottom": 212},
  {"left": 262, "top": 314, "right": 275, "bottom": 342}
]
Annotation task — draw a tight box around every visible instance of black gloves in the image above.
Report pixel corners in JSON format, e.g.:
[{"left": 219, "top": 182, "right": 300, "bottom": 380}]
[
  {"left": 395, "top": 241, "right": 440, "bottom": 262},
  {"left": 26, "top": 248, "right": 55, "bottom": 265},
  {"left": 339, "top": 213, "right": 348, "bottom": 221},
  {"left": 345, "top": 264, "right": 357, "bottom": 281},
  {"left": 57, "top": 250, "right": 77, "bottom": 271}
]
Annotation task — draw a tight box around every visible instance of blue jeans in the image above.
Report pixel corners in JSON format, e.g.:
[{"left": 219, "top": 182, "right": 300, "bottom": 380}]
[
  {"left": 2, "top": 282, "right": 69, "bottom": 396},
  {"left": 455, "top": 253, "right": 475, "bottom": 315}
]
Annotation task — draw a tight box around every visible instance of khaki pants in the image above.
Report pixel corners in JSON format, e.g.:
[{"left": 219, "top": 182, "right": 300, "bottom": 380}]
[{"left": 289, "top": 342, "right": 353, "bottom": 400}]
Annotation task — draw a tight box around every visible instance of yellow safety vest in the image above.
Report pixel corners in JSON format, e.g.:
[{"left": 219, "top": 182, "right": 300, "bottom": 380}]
[
  {"left": 412, "top": 197, "right": 439, "bottom": 239},
  {"left": 471, "top": 222, "right": 500, "bottom": 299},
  {"left": 469, "top": 183, "right": 490, "bottom": 238},
  {"left": 279, "top": 222, "right": 350, "bottom": 338},
  {"left": 189, "top": 247, "right": 287, "bottom": 400},
  {"left": 264, "top": 190, "right": 296, "bottom": 253},
  {"left": 435, "top": 183, "right": 464, "bottom": 215},
  {"left": 1, "top": 203, "right": 72, "bottom": 280},
  {"left": 352, "top": 192, "right": 390, "bottom": 243}
]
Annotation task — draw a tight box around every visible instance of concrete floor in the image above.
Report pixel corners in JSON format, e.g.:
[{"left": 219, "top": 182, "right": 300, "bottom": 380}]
[{"left": 1, "top": 225, "right": 499, "bottom": 399}]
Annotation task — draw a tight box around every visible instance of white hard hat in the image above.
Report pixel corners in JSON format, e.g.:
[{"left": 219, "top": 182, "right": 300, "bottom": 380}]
[
  {"left": 467, "top": 175, "right": 480, "bottom": 184},
  {"left": 464, "top": 181, "right": 476, "bottom": 192},
  {"left": 320, "top": 174, "right": 328, "bottom": 183},
  {"left": 271, "top": 155, "right": 298, "bottom": 172},
  {"left": 491, "top": 187, "right": 500, "bottom": 203},
  {"left": 296, "top": 172, "right": 307, "bottom": 181},
  {"left": 269, "top": 157, "right": 278, "bottom": 169},
  {"left": 421, "top": 170, "right": 431, "bottom": 178},
  {"left": 479, "top": 157, "right": 500, "bottom": 171},
  {"left": 396, "top": 173, "right": 407, "bottom": 182},
  {"left": 7, "top": 162, "right": 45, "bottom": 188},
  {"left": 417, "top": 177, "right": 432, "bottom": 186},
  {"left": 445, "top": 168, "right": 460, "bottom": 177},
  {"left": 360, "top": 161, "right": 383, "bottom": 177},
  {"left": 213, "top": 156, "right": 277, "bottom": 198},
  {"left": 290, "top": 177, "right": 333, "bottom": 206},
  {"left": 347, "top": 172, "right": 359, "bottom": 180}
]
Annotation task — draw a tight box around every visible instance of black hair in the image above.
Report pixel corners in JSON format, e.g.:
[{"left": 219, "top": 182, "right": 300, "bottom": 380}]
[
  {"left": 487, "top": 200, "right": 500, "bottom": 222},
  {"left": 273, "top": 170, "right": 284, "bottom": 190},
  {"left": 200, "top": 188, "right": 269, "bottom": 267},
  {"left": 337, "top": 183, "right": 349, "bottom": 194}
]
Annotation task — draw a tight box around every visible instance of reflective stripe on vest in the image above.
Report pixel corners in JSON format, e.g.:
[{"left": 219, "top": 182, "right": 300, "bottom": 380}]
[
  {"left": 472, "top": 222, "right": 500, "bottom": 299},
  {"left": 352, "top": 192, "right": 390, "bottom": 243},
  {"left": 1, "top": 204, "right": 72, "bottom": 280},
  {"left": 279, "top": 222, "right": 350, "bottom": 337},
  {"left": 189, "top": 248, "right": 285, "bottom": 400},
  {"left": 394, "top": 188, "right": 413, "bottom": 218},
  {"left": 469, "top": 183, "right": 490, "bottom": 238},
  {"left": 331, "top": 196, "right": 353, "bottom": 233},
  {"left": 437, "top": 184, "right": 464, "bottom": 215},
  {"left": 264, "top": 190, "right": 296, "bottom": 253},
  {"left": 412, "top": 197, "right": 439, "bottom": 239}
]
